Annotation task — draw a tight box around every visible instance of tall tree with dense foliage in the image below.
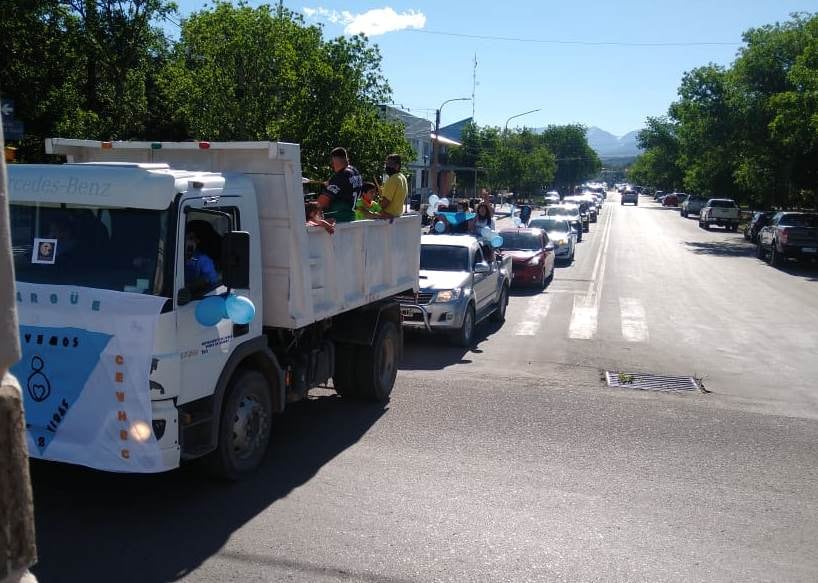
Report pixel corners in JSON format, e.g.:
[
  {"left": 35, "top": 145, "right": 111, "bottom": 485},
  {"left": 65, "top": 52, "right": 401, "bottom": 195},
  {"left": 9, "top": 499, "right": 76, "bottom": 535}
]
[
  {"left": 539, "top": 124, "right": 601, "bottom": 193},
  {"left": 627, "top": 117, "right": 683, "bottom": 191},
  {"left": 159, "top": 2, "right": 409, "bottom": 180}
]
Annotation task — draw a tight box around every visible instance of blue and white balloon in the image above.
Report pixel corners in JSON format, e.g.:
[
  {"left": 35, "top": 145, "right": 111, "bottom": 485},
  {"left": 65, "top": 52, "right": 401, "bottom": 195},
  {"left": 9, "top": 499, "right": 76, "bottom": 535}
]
[
  {"left": 491, "top": 235, "right": 504, "bottom": 248},
  {"left": 434, "top": 220, "right": 447, "bottom": 233},
  {"left": 195, "top": 295, "right": 227, "bottom": 327},
  {"left": 225, "top": 294, "right": 256, "bottom": 325}
]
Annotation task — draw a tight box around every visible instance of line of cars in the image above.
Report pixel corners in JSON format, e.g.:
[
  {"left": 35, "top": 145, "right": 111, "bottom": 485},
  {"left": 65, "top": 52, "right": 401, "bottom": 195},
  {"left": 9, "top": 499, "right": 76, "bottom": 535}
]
[
  {"left": 398, "top": 189, "right": 607, "bottom": 345},
  {"left": 642, "top": 188, "right": 818, "bottom": 268}
]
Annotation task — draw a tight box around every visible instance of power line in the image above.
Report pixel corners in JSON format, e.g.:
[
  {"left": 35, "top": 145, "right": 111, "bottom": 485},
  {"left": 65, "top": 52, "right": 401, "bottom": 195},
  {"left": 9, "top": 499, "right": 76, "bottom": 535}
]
[{"left": 404, "top": 28, "right": 741, "bottom": 47}]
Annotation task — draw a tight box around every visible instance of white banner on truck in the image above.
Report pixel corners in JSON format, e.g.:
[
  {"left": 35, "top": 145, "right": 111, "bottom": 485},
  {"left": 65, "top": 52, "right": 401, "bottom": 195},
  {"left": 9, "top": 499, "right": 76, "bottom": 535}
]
[{"left": 11, "top": 283, "right": 166, "bottom": 472}]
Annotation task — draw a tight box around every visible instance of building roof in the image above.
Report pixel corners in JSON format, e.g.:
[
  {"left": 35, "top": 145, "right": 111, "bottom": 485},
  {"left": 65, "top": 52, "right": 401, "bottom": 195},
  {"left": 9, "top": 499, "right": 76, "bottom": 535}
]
[{"left": 438, "top": 117, "right": 473, "bottom": 143}]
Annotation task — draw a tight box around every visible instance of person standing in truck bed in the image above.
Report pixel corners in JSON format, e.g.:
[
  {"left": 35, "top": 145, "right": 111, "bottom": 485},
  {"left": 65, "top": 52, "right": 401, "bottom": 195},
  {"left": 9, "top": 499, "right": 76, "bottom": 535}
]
[
  {"left": 318, "top": 147, "right": 362, "bottom": 223},
  {"left": 379, "top": 153, "right": 407, "bottom": 218}
]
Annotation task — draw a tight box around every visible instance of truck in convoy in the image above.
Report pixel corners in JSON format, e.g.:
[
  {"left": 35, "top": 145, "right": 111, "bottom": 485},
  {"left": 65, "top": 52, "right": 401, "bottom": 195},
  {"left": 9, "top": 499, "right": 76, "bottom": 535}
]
[
  {"left": 699, "top": 198, "right": 741, "bottom": 231},
  {"left": 398, "top": 234, "right": 510, "bottom": 347},
  {"left": 7, "top": 139, "right": 420, "bottom": 478}
]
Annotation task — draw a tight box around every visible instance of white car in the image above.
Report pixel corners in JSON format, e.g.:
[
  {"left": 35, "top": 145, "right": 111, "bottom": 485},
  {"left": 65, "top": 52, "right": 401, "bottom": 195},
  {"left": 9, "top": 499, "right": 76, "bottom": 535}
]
[{"left": 527, "top": 217, "right": 577, "bottom": 263}]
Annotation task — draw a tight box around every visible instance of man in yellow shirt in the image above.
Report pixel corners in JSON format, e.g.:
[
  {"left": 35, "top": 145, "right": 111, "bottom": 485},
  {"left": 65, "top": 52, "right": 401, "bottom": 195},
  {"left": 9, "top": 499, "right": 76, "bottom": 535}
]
[{"left": 379, "top": 154, "right": 407, "bottom": 218}]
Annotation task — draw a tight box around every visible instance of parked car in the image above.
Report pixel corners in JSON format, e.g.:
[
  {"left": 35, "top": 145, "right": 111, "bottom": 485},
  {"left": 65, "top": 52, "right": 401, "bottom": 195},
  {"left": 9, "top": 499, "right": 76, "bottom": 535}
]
[
  {"left": 621, "top": 190, "right": 638, "bottom": 205},
  {"left": 662, "top": 193, "right": 679, "bottom": 207},
  {"left": 653, "top": 190, "right": 665, "bottom": 201},
  {"left": 756, "top": 212, "right": 818, "bottom": 266},
  {"left": 527, "top": 217, "right": 576, "bottom": 263},
  {"left": 543, "top": 205, "right": 583, "bottom": 242},
  {"left": 699, "top": 198, "right": 741, "bottom": 231},
  {"left": 680, "top": 195, "right": 707, "bottom": 218},
  {"left": 744, "top": 211, "right": 775, "bottom": 243},
  {"left": 499, "top": 228, "right": 556, "bottom": 288},
  {"left": 399, "top": 235, "right": 511, "bottom": 346}
]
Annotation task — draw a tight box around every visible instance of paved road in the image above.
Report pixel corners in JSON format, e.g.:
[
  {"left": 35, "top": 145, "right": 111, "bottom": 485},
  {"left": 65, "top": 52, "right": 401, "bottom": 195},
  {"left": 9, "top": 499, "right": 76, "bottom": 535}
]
[{"left": 30, "top": 193, "right": 818, "bottom": 582}]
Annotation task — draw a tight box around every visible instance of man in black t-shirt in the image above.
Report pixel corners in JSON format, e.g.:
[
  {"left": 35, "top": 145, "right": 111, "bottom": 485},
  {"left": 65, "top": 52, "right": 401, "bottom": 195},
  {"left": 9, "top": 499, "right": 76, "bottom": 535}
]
[{"left": 318, "top": 147, "right": 363, "bottom": 223}]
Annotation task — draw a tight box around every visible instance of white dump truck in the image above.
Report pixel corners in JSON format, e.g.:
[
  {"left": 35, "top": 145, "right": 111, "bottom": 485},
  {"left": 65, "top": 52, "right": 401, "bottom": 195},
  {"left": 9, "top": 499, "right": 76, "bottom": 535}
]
[{"left": 7, "top": 139, "right": 420, "bottom": 478}]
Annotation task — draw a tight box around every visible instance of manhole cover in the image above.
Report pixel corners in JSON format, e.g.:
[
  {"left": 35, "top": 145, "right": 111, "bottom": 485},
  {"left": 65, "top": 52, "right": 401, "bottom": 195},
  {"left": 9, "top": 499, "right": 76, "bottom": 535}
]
[{"left": 605, "top": 371, "right": 701, "bottom": 392}]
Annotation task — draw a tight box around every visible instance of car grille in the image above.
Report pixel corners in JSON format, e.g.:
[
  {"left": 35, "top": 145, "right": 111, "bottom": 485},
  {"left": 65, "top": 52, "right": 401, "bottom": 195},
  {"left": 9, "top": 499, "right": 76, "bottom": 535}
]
[{"left": 396, "top": 291, "right": 434, "bottom": 305}]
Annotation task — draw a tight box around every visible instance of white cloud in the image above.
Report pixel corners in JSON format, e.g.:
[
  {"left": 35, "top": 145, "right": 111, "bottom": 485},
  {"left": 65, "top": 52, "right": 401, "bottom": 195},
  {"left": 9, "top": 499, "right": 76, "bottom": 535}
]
[{"left": 303, "top": 6, "right": 426, "bottom": 37}]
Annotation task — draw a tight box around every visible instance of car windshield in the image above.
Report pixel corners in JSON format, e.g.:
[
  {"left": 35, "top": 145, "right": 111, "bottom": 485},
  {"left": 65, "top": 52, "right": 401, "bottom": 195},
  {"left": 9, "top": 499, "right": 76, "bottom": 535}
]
[
  {"left": 11, "top": 203, "right": 170, "bottom": 295},
  {"left": 779, "top": 214, "right": 818, "bottom": 227},
  {"left": 546, "top": 207, "right": 578, "bottom": 218},
  {"left": 709, "top": 199, "right": 736, "bottom": 207},
  {"left": 500, "top": 232, "right": 542, "bottom": 251},
  {"left": 420, "top": 244, "right": 470, "bottom": 271},
  {"left": 529, "top": 219, "right": 569, "bottom": 233}
]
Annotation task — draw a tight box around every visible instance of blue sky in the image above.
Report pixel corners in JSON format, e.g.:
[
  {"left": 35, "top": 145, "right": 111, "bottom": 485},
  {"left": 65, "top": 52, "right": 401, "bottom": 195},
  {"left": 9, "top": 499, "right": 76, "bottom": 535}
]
[{"left": 172, "top": 1, "right": 814, "bottom": 136}]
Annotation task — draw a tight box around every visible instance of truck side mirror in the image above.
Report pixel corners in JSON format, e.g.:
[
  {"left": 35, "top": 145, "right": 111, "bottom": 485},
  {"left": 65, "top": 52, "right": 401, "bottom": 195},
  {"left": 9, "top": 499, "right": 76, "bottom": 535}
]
[{"left": 222, "top": 231, "right": 251, "bottom": 289}]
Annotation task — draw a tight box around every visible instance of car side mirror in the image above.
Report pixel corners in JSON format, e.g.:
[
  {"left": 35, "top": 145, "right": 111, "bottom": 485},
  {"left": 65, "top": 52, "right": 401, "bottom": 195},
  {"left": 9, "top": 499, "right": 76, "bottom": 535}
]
[
  {"left": 222, "top": 231, "right": 251, "bottom": 289},
  {"left": 474, "top": 261, "right": 491, "bottom": 274},
  {"left": 545, "top": 242, "right": 555, "bottom": 251}
]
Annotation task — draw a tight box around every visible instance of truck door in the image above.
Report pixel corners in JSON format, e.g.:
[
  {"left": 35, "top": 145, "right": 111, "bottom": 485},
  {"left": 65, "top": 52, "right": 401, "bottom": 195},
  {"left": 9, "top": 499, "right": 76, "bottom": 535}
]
[
  {"left": 472, "top": 245, "right": 497, "bottom": 314},
  {"left": 175, "top": 200, "right": 242, "bottom": 403}
]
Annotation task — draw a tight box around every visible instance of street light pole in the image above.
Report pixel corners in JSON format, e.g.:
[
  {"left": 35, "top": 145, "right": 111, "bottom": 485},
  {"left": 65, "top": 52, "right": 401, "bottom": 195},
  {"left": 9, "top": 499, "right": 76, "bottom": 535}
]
[
  {"left": 431, "top": 97, "right": 470, "bottom": 196},
  {"left": 504, "top": 108, "right": 542, "bottom": 133}
]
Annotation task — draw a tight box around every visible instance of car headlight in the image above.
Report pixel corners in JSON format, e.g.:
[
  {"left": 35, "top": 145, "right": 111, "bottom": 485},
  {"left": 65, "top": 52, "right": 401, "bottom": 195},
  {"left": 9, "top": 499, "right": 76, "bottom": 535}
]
[
  {"left": 556, "top": 239, "right": 567, "bottom": 245},
  {"left": 434, "top": 289, "right": 462, "bottom": 303}
]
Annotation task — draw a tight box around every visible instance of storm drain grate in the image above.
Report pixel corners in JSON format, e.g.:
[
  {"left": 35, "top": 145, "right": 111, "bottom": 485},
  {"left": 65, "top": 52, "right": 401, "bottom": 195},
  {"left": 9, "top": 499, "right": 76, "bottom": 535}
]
[{"left": 605, "top": 371, "right": 701, "bottom": 392}]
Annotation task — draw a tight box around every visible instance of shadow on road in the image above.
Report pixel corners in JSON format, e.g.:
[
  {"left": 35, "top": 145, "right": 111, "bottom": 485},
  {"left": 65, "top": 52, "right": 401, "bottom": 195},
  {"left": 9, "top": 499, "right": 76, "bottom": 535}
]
[
  {"left": 770, "top": 260, "right": 818, "bottom": 281},
  {"left": 30, "top": 395, "right": 386, "bottom": 582},
  {"left": 401, "top": 319, "right": 503, "bottom": 370},
  {"left": 684, "top": 239, "right": 757, "bottom": 258}
]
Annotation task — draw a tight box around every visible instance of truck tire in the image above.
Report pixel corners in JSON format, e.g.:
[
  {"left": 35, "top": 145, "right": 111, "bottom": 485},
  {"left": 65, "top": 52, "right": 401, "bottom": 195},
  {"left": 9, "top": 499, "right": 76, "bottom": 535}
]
[
  {"left": 206, "top": 369, "right": 273, "bottom": 480},
  {"left": 354, "top": 320, "right": 400, "bottom": 402},
  {"left": 453, "top": 304, "right": 475, "bottom": 347},
  {"left": 333, "top": 342, "right": 359, "bottom": 398},
  {"left": 492, "top": 285, "right": 509, "bottom": 322}
]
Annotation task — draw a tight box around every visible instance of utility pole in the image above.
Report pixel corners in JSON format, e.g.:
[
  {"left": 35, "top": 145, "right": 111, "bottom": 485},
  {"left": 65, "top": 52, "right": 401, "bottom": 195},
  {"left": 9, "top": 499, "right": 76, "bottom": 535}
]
[
  {"left": 431, "top": 97, "right": 470, "bottom": 196},
  {"left": 504, "top": 108, "right": 542, "bottom": 134}
]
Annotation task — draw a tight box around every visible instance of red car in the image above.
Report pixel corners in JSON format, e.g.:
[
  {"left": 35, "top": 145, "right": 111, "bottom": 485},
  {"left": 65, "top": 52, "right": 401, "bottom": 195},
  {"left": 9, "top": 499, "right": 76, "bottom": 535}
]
[
  {"left": 499, "top": 228, "right": 555, "bottom": 289},
  {"left": 662, "top": 193, "right": 679, "bottom": 207}
]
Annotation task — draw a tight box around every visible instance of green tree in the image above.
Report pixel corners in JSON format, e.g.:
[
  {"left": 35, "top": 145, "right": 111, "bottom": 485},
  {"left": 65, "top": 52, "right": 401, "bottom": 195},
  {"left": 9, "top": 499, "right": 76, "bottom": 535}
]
[
  {"left": 539, "top": 125, "right": 601, "bottom": 193},
  {"left": 159, "top": 1, "right": 409, "bottom": 180}
]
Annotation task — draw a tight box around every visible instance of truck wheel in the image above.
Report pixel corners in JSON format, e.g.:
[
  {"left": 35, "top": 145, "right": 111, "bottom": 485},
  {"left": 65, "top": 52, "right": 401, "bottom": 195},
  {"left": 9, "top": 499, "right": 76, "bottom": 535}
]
[
  {"left": 492, "top": 285, "right": 509, "bottom": 322},
  {"left": 355, "top": 320, "right": 400, "bottom": 402},
  {"left": 453, "top": 304, "right": 475, "bottom": 347},
  {"left": 206, "top": 369, "right": 273, "bottom": 480},
  {"left": 333, "top": 342, "right": 359, "bottom": 398}
]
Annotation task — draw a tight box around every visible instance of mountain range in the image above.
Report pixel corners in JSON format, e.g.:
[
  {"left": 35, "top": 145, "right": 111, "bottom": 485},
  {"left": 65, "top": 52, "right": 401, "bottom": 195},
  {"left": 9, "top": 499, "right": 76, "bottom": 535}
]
[{"left": 585, "top": 127, "right": 642, "bottom": 159}]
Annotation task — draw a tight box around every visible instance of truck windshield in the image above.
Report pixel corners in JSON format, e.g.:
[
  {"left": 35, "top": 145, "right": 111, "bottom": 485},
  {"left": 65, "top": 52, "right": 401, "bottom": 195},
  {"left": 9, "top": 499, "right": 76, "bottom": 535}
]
[
  {"left": 546, "top": 207, "right": 578, "bottom": 218},
  {"left": 11, "top": 203, "right": 170, "bottom": 296},
  {"left": 420, "top": 245, "right": 470, "bottom": 271},
  {"left": 709, "top": 200, "right": 737, "bottom": 207}
]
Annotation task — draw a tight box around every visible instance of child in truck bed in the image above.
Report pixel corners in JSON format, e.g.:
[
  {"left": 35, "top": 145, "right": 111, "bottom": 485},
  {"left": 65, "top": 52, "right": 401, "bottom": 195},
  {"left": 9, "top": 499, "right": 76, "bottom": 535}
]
[{"left": 305, "top": 201, "right": 335, "bottom": 234}]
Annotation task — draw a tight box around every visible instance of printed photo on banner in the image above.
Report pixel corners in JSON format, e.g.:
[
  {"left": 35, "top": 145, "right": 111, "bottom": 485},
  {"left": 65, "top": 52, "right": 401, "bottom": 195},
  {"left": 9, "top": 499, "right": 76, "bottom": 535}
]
[{"left": 32, "top": 237, "right": 58, "bottom": 264}]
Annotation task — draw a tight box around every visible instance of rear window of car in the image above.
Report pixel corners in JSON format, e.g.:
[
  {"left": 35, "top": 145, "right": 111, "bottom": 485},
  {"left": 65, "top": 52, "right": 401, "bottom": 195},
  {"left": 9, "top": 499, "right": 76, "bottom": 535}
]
[
  {"left": 709, "top": 199, "right": 737, "bottom": 208},
  {"left": 779, "top": 214, "right": 818, "bottom": 227}
]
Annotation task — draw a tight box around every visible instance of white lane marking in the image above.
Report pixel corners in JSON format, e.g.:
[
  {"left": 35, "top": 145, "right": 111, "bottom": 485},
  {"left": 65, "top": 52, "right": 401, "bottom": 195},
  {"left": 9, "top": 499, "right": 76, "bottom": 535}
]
[
  {"left": 568, "top": 295, "right": 597, "bottom": 340},
  {"left": 569, "top": 205, "right": 615, "bottom": 340},
  {"left": 619, "top": 297, "right": 649, "bottom": 342},
  {"left": 514, "top": 294, "right": 552, "bottom": 336},
  {"left": 587, "top": 206, "right": 614, "bottom": 296}
]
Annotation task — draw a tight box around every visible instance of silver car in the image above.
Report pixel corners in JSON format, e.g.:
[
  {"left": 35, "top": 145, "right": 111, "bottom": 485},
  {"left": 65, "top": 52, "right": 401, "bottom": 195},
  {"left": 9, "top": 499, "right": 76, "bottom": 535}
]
[{"left": 528, "top": 217, "right": 577, "bottom": 263}]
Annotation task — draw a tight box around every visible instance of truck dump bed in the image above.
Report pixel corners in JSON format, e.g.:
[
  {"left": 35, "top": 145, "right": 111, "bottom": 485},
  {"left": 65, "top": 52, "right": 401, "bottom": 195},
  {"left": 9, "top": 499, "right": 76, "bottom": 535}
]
[{"left": 46, "top": 139, "right": 420, "bottom": 329}]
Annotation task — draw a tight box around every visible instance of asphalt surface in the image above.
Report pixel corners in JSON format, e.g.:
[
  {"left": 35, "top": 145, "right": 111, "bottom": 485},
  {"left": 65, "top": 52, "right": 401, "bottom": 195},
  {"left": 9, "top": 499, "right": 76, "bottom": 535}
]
[{"left": 29, "top": 193, "right": 818, "bottom": 582}]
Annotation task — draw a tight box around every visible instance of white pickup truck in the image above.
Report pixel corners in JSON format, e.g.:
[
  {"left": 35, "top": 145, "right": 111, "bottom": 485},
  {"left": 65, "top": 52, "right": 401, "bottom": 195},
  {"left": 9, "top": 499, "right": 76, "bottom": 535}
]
[
  {"left": 8, "top": 139, "right": 420, "bottom": 478},
  {"left": 699, "top": 198, "right": 741, "bottom": 231},
  {"left": 397, "top": 234, "right": 510, "bottom": 346}
]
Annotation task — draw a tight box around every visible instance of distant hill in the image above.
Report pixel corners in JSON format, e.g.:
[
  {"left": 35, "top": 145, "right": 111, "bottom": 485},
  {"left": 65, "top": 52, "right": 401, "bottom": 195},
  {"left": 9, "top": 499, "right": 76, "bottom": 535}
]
[{"left": 586, "top": 127, "right": 642, "bottom": 159}]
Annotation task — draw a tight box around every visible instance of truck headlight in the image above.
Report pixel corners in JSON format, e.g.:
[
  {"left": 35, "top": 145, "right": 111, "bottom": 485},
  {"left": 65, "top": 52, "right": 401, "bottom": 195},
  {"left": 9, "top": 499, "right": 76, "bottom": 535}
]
[{"left": 434, "top": 289, "right": 462, "bottom": 303}]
